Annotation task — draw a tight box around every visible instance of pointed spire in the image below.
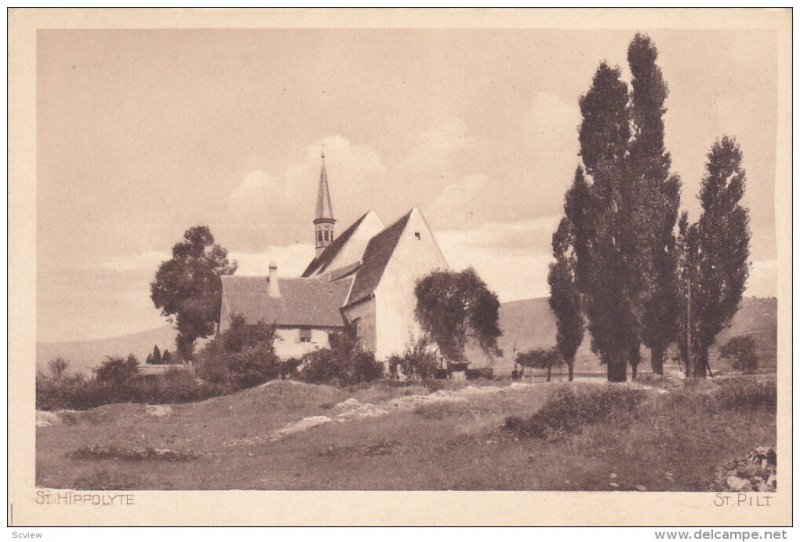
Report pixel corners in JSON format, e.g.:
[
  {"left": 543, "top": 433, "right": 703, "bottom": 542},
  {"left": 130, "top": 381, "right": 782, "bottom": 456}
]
[{"left": 315, "top": 151, "right": 335, "bottom": 222}]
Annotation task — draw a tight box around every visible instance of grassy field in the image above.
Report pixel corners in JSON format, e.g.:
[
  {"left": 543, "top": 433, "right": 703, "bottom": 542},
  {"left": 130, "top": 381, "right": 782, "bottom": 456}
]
[{"left": 36, "top": 376, "right": 776, "bottom": 491}]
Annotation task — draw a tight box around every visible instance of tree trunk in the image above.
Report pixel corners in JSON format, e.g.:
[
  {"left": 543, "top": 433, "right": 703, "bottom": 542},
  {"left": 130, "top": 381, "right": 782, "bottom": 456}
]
[
  {"left": 607, "top": 350, "right": 627, "bottom": 382},
  {"left": 692, "top": 345, "right": 709, "bottom": 379},
  {"left": 650, "top": 344, "right": 665, "bottom": 375},
  {"left": 568, "top": 360, "right": 574, "bottom": 382},
  {"left": 631, "top": 362, "right": 638, "bottom": 380},
  {"left": 547, "top": 364, "right": 552, "bottom": 382}
]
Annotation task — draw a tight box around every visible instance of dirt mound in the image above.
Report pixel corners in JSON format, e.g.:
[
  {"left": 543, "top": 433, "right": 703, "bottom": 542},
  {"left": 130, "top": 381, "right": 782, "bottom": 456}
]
[{"left": 36, "top": 410, "right": 63, "bottom": 427}]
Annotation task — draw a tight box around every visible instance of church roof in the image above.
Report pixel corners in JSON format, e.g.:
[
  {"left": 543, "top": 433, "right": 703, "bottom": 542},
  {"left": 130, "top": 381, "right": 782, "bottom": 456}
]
[
  {"left": 315, "top": 154, "right": 334, "bottom": 222},
  {"left": 345, "top": 209, "right": 413, "bottom": 307},
  {"left": 221, "top": 275, "right": 351, "bottom": 328},
  {"left": 301, "top": 211, "right": 369, "bottom": 277}
]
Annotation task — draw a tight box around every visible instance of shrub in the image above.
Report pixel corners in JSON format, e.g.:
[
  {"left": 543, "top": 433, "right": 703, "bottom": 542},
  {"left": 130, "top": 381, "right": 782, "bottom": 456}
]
[
  {"left": 226, "top": 343, "right": 280, "bottom": 389},
  {"left": 504, "top": 386, "right": 647, "bottom": 439},
  {"left": 466, "top": 367, "right": 494, "bottom": 380},
  {"left": 36, "top": 368, "right": 231, "bottom": 411},
  {"left": 298, "top": 348, "right": 340, "bottom": 384},
  {"left": 719, "top": 336, "right": 759, "bottom": 374},
  {"left": 95, "top": 355, "right": 139, "bottom": 387},
  {"left": 48, "top": 357, "right": 70, "bottom": 379},
  {"left": 388, "top": 338, "right": 440, "bottom": 380},
  {"left": 517, "top": 348, "right": 560, "bottom": 370},
  {"left": 297, "top": 325, "right": 384, "bottom": 385},
  {"left": 279, "top": 358, "right": 302, "bottom": 380},
  {"left": 711, "top": 377, "right": 776, "bottom": 411},
  {"left": 194, "top": 316, "right": 278, "bottom": 389}
]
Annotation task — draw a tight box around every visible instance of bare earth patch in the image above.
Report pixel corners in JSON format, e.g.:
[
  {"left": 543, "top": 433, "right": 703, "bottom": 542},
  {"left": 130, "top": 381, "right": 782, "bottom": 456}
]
[{"left": 36, "top": 377, "right": 775, "bottom": 491}]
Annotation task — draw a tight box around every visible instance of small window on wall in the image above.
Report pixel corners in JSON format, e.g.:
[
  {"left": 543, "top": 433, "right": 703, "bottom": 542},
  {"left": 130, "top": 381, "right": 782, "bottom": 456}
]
[
  {"left": 299, "top": 328, "right": 312, "bottom": 343},
  {"left": 415, "top": 232, "right": 421, "bottom": 240},
  {"left": 317, "top": 230, "right": 323, "bottom": 243},
  {"left": 324, "top": 230, "right": 329, "bottom": 242}
]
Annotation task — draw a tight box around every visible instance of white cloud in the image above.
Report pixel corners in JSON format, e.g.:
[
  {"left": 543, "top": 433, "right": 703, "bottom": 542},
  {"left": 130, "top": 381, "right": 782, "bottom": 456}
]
[
  {"left": 284, "top": 135, "right": 388, "bottom": 224},
  {"left": 436, "top": 218, "right": 560, "bottom": 302},
  {"left": 224, "top": 135, "right": 387, "bottom": 248},
  {"left": 228, "top": 170, "right": 282, "bottom": 216}
]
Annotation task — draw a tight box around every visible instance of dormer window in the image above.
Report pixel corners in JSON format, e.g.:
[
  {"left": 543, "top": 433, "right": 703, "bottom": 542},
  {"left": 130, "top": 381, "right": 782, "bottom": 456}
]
[{"left": 299, "top": 328, "right": 312, "bottom": 343}]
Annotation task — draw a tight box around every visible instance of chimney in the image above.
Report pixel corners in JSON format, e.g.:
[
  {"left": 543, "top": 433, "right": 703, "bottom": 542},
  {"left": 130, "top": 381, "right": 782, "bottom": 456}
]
[{"left": 268, "top": 261, "right": 280, "bottom": 298}]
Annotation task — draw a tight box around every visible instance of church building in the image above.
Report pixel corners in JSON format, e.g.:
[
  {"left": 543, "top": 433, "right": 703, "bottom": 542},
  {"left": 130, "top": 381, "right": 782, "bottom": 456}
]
[{"left": 218, "top": 153, "right": 450, "bottom": 360}]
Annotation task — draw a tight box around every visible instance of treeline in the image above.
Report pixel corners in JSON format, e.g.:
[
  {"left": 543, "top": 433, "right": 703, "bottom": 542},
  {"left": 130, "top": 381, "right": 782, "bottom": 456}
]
[
  {"left": 547, "top": 34, "right": 751, "bottom": 382},
  {"left": 39, "top": 316, "right": 392, "bottom": 411}
]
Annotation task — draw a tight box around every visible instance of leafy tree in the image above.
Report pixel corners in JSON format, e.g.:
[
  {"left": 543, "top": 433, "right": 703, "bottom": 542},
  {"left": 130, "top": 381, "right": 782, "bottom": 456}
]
[
  {"left": 516, "top": 348, "right": 560, "bottom": 382},
  {"left": 627, "top": 34, "right": 682, "bottom": 375},
  {"left": 719, "top": 336, "right": 758, "bottom": 374},
  {"left": 150, "top": 226, "right": 237, "bottom": 358},
  {"left": 145, "top": 353, "right": 153, "bottom": 365},
  {"left": 48, "top": 357, "right": 70, "bottom": 380},
  {"left": 95, "top": 354, "right": 139, "bottom": 387},
  {"left": 414, "top": 267, "right": 501, "bottom": 363},
  {"left": 679, "top": 138, "right": 751, "bottom": 378},
  {"left": 570, "top": 62, "right": 637, "bottom": 382},
  {"left": 150, "top": 345, "right": 162, "bottom": 364},
  {"left": 162, "top": 349, "right": 173, "bottom": 364},
  {"left": 548, "top": 215, "right": 584, "bottom": 382}
]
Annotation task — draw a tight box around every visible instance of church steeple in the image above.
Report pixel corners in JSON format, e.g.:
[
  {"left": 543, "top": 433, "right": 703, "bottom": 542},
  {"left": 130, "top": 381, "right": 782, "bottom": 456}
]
[{"left": 313, "top": 151, "right": 336, "bottom": 256}]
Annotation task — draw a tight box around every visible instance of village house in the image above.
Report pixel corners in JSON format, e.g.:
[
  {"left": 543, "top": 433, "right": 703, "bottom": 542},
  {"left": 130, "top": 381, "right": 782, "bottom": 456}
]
[{"left": 218, "top": 153, "right": 450, "bottom": 360}]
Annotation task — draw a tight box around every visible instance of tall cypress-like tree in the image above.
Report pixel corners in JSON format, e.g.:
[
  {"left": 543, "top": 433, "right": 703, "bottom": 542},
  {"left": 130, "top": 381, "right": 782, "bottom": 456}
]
[
  {"left": 572, "top": 62, "right": 637, "bottom": 382},
  {"left": 627, "top": 34, "right": 682, "bottom": 375},
  {"left": 548, "top": 214, "right": 584, "bottom": 382},
  {"left": 680, "top": 137, "right": 751, "bottom": 378}
]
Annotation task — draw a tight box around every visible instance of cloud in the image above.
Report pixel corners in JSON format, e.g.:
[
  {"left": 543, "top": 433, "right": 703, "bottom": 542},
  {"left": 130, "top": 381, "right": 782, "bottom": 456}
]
[
  {"left": 224, "top": 135, "right": 387, "bottom": 249},
  {"left": 228, "top": 171, "right": 282, "bottom": 216},
  {"left": 284, "top": 135, "right": 388, "bottom": 226},
  {"left": 423, "top": 96, "right": 579, "bottom": 231},
  {"left": 389, "top": 118, "right": 477, "bottom": 217},
  {"left": 436, "top": 218, "right": 560, "bottom": 302}
]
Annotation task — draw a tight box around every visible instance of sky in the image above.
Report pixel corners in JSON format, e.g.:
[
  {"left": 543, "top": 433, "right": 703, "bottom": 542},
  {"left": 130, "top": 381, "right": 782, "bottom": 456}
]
[{"left": 37, "top": 28, "right": 779, "bottom": 342}]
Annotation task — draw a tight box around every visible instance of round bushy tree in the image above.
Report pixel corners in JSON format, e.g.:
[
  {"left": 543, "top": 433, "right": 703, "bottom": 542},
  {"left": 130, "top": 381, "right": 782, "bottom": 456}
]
[{"left": 150, "top": 226, "right": 237, "bottom": 358}]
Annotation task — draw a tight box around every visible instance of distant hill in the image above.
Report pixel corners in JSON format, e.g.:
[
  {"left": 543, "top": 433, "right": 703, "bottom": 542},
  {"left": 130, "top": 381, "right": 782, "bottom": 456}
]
[
  {"left": 468, "top": 296, "right": 778, "bottom": 373},
  {"left": 36, "top": 326, "right": 179, "bottom": 376}
]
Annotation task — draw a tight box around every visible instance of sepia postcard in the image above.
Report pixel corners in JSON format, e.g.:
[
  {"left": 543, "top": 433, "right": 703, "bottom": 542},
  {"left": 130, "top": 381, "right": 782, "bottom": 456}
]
[{"left": 8, "top": 7, "right": 792, "bottom": 526}]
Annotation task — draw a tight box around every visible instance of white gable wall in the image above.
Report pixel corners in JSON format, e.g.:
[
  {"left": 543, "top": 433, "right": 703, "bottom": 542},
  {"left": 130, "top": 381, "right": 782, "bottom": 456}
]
[
  {"left": 373, "top": 208, "right": 449, "bottom": 359},
  {"left": 308, "top": 210, "right": 384, "bottom": 276}
]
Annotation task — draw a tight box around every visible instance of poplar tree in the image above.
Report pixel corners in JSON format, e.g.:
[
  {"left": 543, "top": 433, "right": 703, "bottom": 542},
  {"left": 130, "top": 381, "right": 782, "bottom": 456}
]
[
  {"left": 548, "top": 213, "right": 584, "bottom": 382},
  {"left": 572, "top": 63, "right": 637, "bottom": 382},
  {"left": 627, "top": 34, "right": 682, "bottom": 375},
  {"left": 680, "top": 137, "right": 751, "bottom": 378}
]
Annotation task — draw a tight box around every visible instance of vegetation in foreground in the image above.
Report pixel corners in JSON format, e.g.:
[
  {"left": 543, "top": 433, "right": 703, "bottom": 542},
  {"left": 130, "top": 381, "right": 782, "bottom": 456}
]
[{"left": 37, "top": 375, "right": 775, "bottom": 491}]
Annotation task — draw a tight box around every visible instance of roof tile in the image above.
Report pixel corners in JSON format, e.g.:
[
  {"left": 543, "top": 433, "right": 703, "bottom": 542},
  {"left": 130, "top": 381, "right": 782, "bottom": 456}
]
[{"left": 221, "top": 275, "right": 351, "bottom": 328}]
